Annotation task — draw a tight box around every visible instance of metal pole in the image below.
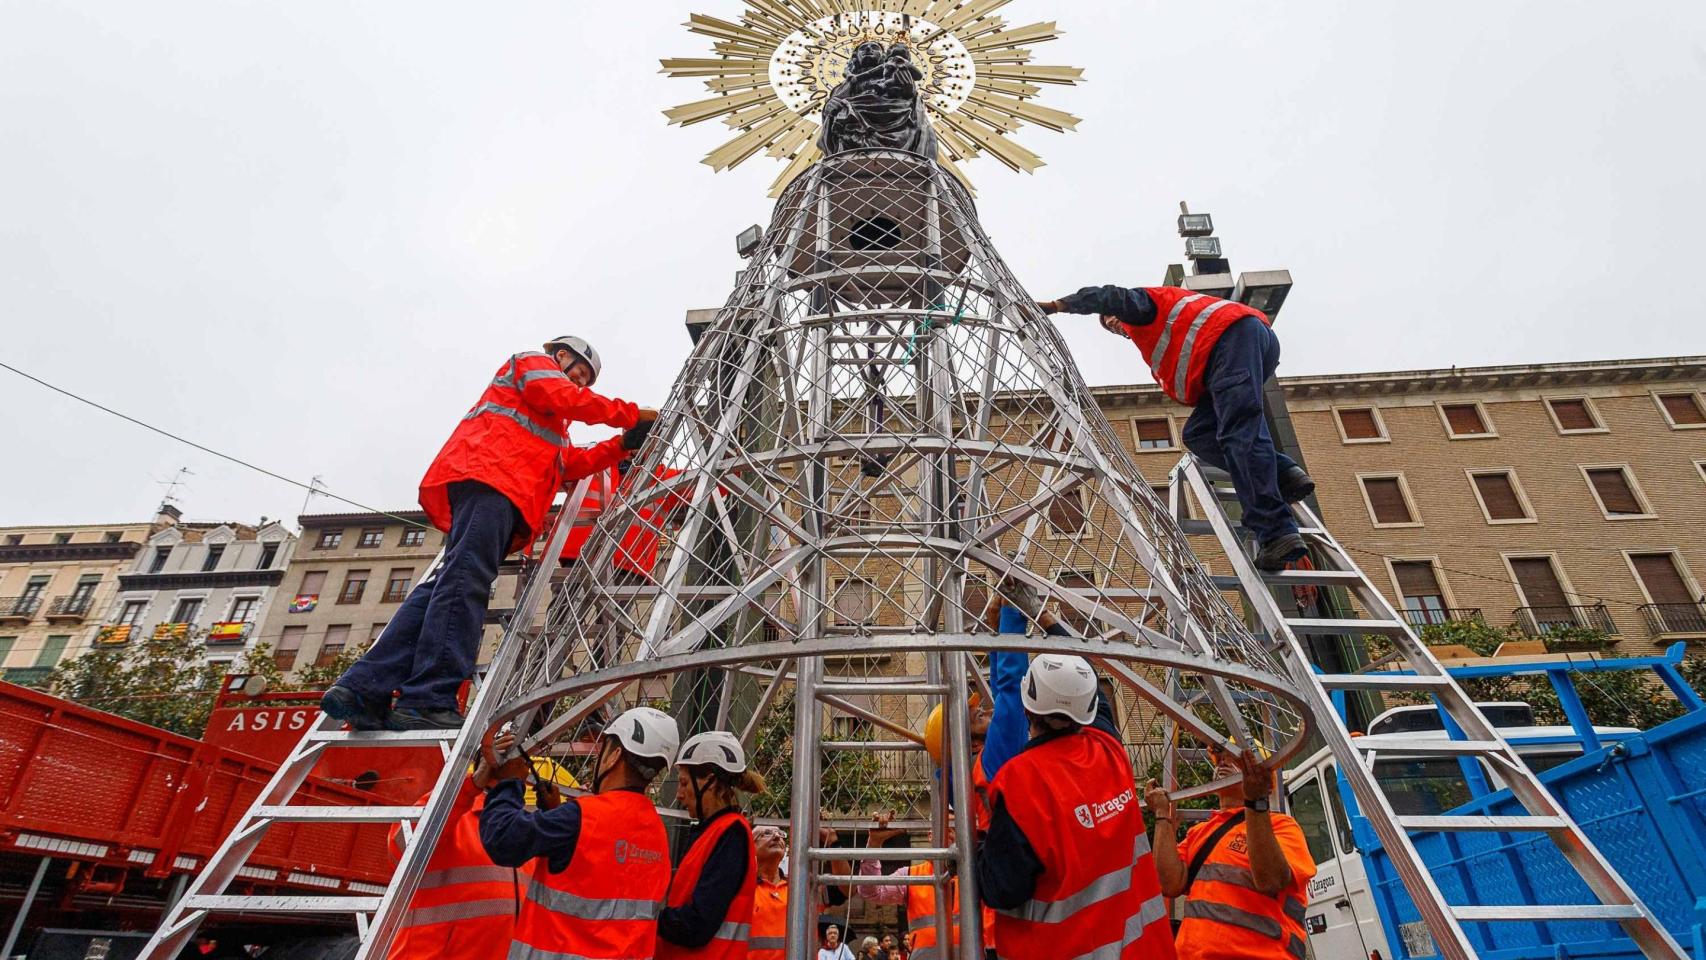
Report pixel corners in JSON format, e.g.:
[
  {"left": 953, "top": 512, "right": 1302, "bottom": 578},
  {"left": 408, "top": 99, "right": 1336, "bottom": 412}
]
[{"left": 2, "top": 856, "right": 50, "bottom": 959}]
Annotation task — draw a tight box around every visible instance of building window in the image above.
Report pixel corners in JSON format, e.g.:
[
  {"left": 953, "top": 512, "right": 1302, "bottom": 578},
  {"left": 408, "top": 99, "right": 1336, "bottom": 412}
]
[
  {"left": 315, "top": 529, "right": 344, "bottom": 550},
  {"left": 1131, "top": 417, "right": 1176, "bottom": 451},
  {"left": 1335, "top": 407, "right": 1388, "bottom": 443},
  {"left": 1545, "top": 397, "right": 1604, "bottom": 434},
  {"left": 104, "top": 531, "right": 122, "bottom": 543},
  {"left": 0, "top": 636, "right": 14, "bottom": 665},
  {"left": 1655, "top": 391, "right": 1706, "bottom": 429},
  {"left": 1508, "top": 555, "right": 1578, "bottom": 631},
  {"left": 149, "top": 546, "right": 171, "bottom": 573},
  {"left": 276, "top": 626, "right": 306, "bottom": 670},
  {"left": 36, "top": 634, "right": 70, "bottom": 668},
  {"left": 1046, "top": 487, "right": 1090, "bottom": 539},
  {"left": 228, "top": 596, "right": 259, "bottom": 623},
  {"left": 383, "top": 569, "right": 413, "bottom": 603},
  {"left": 1391, "top": 560, "right": 1450, "bottom": 625},
  {"left": 368, "top": 622, "right": 387, "bottom": 644},
  {"left": 357, "top": 528, "right": 384, "bottom": 549},
  {"left": 832, "top": 578, "right": 877, "bottom": 626},
  {"left": 117, "top": 599, "right": 148, "bottom": 626},
  {"left": 292, "top": 570, "right": 327, "bottom": 613},
  {"left": 201, "top": 544, "right": 225, "bottom": 572},
  {"left": 4, "top": 534, "right": 21, "bottom": 545},
  {"left": 400, "top": 529, "right": 426, "bottom": 548},
  {"left": 1150, "top": 484, "right": 1194, "bottom": 520},
  {"left": 257, "top": 543, "right": 279, "bottom": 569},
  {"left": 1583, "top": 465, "right": 1652, "bottom": 519},
  {"left": 1438, "top": 402, "right": 1495, "bottom": 438},
  {"left": 1053, "top": 570, "right": 1097, "bottom": 636},
  {"left": 338, "top": 570, "right": 369, "bottom": 604},
  {"left": 1468, "top": 470, "right": 1534, "bottom": 523},
  {"left": 53, "top": 533, "right": 71, "bottom": 544},
  {"left": 1359, "top": 475, "right": 1420, "bottom": 527},
  {"left": 1628, "top": 552, "right": 1697, "bottom": 608},
  {"left": 169, "top": 597, "right": 204, "bottom": 625},
  {"left": 317, "top": 624, "right": 351, "bottom": 666}
]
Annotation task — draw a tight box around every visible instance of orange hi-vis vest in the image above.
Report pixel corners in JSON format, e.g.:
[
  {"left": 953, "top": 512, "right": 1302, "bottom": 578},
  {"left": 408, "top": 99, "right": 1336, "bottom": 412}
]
[
  {"left": 420, "top": 351, "right": 636, "bottom": 553},
  {"left": 904, "top": 862, "right": 997, "bottom": 960},
  {"left": 971, "top": 754, "right": 993, "bottom": 833},
  {"left": 561, "top": 466, "right": 691, "bottom": 578},
  {"left": 748, "top": 875, "right": 789, "bottom": 960},
  {"left": 656, "top": 812, "right": 758, "bottom": 960},
  {"left": 1117, "top": 288, "right": 1267, "bottom": 407},
  {"left": 385, "top": 780, "right": 519, "bottom": 960},
  {"left": 1174, "top": 810, "right": 1315, "bottom": 960},
  {"left": 560, "top": 466, "right": 618, "bottom": 563},
  {"left": 509, "top": 790, "right": 670, "bottom": 960},
  {"left": 986, "top": 727, "right": 1174, "bottom": 960}
]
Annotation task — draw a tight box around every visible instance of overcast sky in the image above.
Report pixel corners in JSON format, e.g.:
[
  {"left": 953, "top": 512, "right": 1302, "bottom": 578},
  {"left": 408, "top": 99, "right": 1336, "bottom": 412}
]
[{"left": 3, "top": 1, "right": 1703, "bottom": 529}]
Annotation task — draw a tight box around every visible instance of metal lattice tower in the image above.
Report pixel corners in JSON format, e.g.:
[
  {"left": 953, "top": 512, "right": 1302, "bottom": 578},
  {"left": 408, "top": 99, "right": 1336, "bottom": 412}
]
[{"left": 488, "top": 149, "right": 1312, "bottom": 959}]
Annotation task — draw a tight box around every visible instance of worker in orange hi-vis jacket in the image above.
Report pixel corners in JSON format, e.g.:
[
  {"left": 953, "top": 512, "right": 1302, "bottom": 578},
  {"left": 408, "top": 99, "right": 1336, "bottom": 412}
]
[
  {"left": 384, "top": 775, "right": 522, "bottom": 960},
  {"left": 322, "top": 335, "right": 656, "bottom": 732}
]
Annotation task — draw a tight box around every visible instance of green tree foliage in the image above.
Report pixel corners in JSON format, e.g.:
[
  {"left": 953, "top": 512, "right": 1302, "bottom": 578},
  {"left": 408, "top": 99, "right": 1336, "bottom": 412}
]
[
  {"left": 746, "top": 691, "right": 926, "bottom": 820},
  {"left": 44, "top": 634, "right": 365, "bottom": 739}
]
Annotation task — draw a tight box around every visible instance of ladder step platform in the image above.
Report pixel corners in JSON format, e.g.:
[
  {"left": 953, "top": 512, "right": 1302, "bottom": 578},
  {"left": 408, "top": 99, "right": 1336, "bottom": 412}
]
[
  {"left": 183, "top": 894, "right": 386, "bottom": 914},
  {"left": 1316, "top": 673, "right": 1451, "bottom": 691},
  {"left": 1285, "top": 617, "right": 1409, "bottom": 636},
  {"left": 1398, "top": 815, "right": 1570, "bottom": 832},
  {"left": 306, "top": 728, "right": 461, "bottom": 745},
  {"left": 1261, "top": 568, "right": 1365, "bottom": 586},
  {"left": 252, "top": 805, "right": 424, "bottom": 823},
  {"left": 1453, "top": 905, "right": 1646, "bottom": 923}
]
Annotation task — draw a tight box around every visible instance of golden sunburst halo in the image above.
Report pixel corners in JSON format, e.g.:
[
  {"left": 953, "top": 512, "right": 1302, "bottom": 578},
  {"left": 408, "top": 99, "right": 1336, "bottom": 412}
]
[{"left": 662, "top": 1, "right": 1084, "bottom": 196}]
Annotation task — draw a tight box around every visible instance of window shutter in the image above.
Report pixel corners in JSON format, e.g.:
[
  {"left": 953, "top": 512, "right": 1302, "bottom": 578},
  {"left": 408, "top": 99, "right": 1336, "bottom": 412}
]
[
  {"left": 1587, "top": 469, "right": 1643, "bottom": 515},
  {"left": 1362, "top": 477, "right": 1413, "bottom": 524},
  {"left": 1660, "top": 393, "right": 1706, "bottom": 425},
  {"left": 1472, "top": 473, "right": 1528, "bottom": 520},
  {"left": 1134, "top": 418, "right": 1173, "bottom": 448},
  {"left": 1511, "top": 558, "right": 1569, "bottom": 609},
  {"left": 1549, "top": 399, "right": 1595, "bottom": 431},
  {"left": 1048, "top": 490, "right": 1088, "bottom": 535},
  {"left": 299, "top": 571, "right": 326, "bottom": 596},
  {"left": 1631, "top": 554, "right": 1694, "bottom": 605},
  {"left": 1339, "top": 408, "right": 1382, "bottom": 440},
  {"left": 1442, "top": 404, "right": 1487, "bottom": 435},
  {"left": 1392, "top": 561, "right": 1443, "bottom": 599}
]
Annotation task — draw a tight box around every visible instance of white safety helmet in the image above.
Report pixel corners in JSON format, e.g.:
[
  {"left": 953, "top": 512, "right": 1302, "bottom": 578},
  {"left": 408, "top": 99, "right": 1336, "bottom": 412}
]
[
  {"left": 604, "top": 706, "right": 680, "bottom": 767},
  {"left": 677, "top": 731, "right": 748, "bottom": 774},
  {"left": 1022, "top": 654, "right": 1098, "bottom": 725},
  {"left": 542, "top": 335, "right": 602, "bottom": 386}
]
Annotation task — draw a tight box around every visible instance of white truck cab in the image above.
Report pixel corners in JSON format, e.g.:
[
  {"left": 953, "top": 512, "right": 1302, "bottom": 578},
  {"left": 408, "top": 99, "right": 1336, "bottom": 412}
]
[{"left": 1283, "top": 702, "right": 1637, "bottom": 959}]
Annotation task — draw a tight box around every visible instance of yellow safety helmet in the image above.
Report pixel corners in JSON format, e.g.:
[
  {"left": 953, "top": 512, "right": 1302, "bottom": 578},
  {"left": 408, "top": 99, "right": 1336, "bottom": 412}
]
[
  {"left": 921, "top": 693, "right": 983, "bottom": 767},
  {"left": 525, "top": 760, "right": 582, "bottom": 808}
]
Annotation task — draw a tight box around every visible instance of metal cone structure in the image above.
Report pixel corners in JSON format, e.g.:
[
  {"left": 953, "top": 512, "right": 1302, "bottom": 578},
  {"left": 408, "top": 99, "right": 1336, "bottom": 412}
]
[{"left": 487, "top": 149, "right": 1311, "bottom": 957}]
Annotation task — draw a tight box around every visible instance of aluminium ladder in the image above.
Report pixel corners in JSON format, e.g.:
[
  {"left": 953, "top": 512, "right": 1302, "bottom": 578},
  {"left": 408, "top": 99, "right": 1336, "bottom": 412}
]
[
  {"left": 139, "top": 476, "right": 597, "bottom": 960},
  {"left": 1169, "top": 456, "right": 1686, "bottom": 960}
]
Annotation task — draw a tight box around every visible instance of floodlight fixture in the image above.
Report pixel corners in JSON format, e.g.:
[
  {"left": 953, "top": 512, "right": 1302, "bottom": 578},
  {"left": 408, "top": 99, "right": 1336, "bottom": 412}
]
[
  {"left": 1234, "top": 270, "right": 1294, "bottom": 321},
  {"left": 1182, "top": 273, "right": 1236, "bottom": 300},
  {"left": 1184, "top": 237, "right": 1223, "bottom": 260},
  {"left": 1178, "top": 213, "right": 1214, "bottom": 238},
  {"left": 736, "top": 224, "right": 764, "bottom": 259}
]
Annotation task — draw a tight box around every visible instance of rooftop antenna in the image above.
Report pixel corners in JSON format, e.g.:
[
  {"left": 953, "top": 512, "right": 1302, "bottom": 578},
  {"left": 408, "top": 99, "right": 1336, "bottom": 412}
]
[
  {"left": 155, "top": 466, "right": 194, "bottom": 510},
  {"left": 298, "top": 475, "right": 326, "bottom": 517}
]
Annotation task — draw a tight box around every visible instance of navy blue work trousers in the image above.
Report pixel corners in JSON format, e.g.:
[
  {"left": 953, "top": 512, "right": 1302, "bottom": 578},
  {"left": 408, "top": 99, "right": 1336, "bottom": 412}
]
[
  {"left": 338, "top": 480, "right": 519, "bottom": 710},
  {"left": 1180, "top": 316, "right": 1300, "bottom": 543}
]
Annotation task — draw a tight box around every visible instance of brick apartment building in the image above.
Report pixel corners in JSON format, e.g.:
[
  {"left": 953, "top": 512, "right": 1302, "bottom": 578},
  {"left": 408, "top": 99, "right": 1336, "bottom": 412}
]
[{"left": 1090, "top": 355, "right": 1706, "bottom": 648}]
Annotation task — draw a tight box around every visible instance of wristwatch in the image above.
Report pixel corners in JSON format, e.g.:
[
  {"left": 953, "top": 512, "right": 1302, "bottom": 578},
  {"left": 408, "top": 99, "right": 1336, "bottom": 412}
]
[{"left": 1246, "top": 797, "right": 1270, "bottom": 813}]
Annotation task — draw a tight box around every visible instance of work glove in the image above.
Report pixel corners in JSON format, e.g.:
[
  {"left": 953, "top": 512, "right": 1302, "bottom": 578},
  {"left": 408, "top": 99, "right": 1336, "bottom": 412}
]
[
  {"left": 621, "top": 420, "right": 655, "bottom": 451},
  {"left": 1036, "top": 300, "right": 1062, "bottom": 315},
  {"left": 997, "top": 576, "right": 1046, "bottom": 621}
]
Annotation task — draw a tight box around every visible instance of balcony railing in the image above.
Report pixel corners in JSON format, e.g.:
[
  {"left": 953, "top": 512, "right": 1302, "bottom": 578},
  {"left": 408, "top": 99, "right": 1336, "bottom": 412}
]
[
  {"left": 46, "top": 595, "right": 97, "bottom": 622},
  {"left": 1515, "top": 604, "right": 1619, "bottom": 636},
  {"left": 0, "top": 596, "right": 42, "bottom": 622},
  {"left": 1640, "top": 602, "right": 1706, "bottom": 637},
  {"left": 3, "top": 666, "right": 53, "bottom": 688},
  {"left": 1402, "top": 608, "right": 1484, "bottom": 628}
]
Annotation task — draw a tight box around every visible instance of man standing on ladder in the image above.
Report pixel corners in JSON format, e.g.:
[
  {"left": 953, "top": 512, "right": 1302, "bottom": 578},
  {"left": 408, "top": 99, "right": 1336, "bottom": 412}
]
[
  {"left": 321, "top": 336, "right": 655, "bottom": 730},
  {"left": 977, "top": 655, "right": 1174, "bottom": 959},
  {"left": 1145, "top": 743, "right": 1315, "bottom": 960},
  {"left": 1038, "top": 289, "right": 1313, "bottom": 570}
]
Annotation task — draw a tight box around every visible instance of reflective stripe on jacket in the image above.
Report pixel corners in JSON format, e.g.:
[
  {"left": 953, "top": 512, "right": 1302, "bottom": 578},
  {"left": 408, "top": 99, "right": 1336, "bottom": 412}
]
[
  {"left": 560, "top": 465, "right": 690, "bottom": 578},
  {"left": 420, "top": 352, "right": 637, "bottom": 553},
  {"left": 987, "top": 727, "right": 1175, "bottom": 960},
  {"left": 905, "top": 861, "right": 997, "bottom": 959},
  {"left": 748, "top": 876, "right": 788, "bottom": 960},
  {"left": 509, "top": 790, "right": 669, "bottom": 960},
  {"left": 385, "top": 780, "right": 520, "bottom": 960},
  {"left": 1119, "top": 289, "right": 1266, "bottom": 406},
  {"left": 1174, "top": 810, "right": 1314, "bottom": 960},
  {"left": 656, "top": 812, "right": 757, "bottom": 960}
]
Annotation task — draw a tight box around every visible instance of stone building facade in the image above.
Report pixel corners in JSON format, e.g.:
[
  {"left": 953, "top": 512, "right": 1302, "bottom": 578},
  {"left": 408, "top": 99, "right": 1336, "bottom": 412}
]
[{"left": 0, "top": 519, "right": 156, "bottom": 684}]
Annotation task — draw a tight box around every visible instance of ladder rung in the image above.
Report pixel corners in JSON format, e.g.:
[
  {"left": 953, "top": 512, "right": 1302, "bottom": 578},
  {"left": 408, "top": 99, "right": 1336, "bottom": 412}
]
[
  {"left": 253, "top": 805, "right": 423, "bottom": 823},
  {"left": 306, "top": 728, "right": 461, "bottom": 745},
  {"left": 1398, "top": 815, "right": 1570, "bottom": 832},
  {"left": 1354, "top": 740, "right": 1503, "bottom": 756},
  {"left": 1318, "top": 673, "right": 1451, "bottom": 691},
  {"left": 1453, "top": 904, "right": 1644, "bottom": 922},
  {"left": 1286, "top": 617, "right": 1408, "bottom": 636},
  {"left": 1261, "top": 568, "right": 1365, "bottom": 586},
  {"left": 183, "top": 894, "right": 385, "bottom": 913},
  {"left": 811, "top": 846, "right": 955, "bottom": 860},
  {"left": 1178, "top": 519, "right": 1215, "bottom": 535}
]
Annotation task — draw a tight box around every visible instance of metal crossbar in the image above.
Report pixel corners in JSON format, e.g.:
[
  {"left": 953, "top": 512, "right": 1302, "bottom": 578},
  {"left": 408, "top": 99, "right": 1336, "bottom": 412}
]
[{"left": 1171, "top": 456, "right": 1686, "bottom": 960}]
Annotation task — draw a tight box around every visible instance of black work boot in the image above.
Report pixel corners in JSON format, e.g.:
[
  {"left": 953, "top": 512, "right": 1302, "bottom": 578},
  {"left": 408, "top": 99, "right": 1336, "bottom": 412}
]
[
  {"left": 1254, "top": 533, "right": 1308, "bottom": 571},
  {"left": 392, "top": 707, "right": 466, "bottom": 730},
  {"left": 320, "top": 685, "right": 399, "bottom": 732},
  {"left": 1279, "top": 466, "right": 1316, "bottom": 504}
]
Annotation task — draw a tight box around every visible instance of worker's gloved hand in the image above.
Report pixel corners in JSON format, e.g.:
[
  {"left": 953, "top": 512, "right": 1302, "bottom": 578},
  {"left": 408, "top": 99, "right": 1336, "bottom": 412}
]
[
  {"left": 534, "top": 778, "right": 563, "bottom": 811},
  {"left": 1036, "top": 300, "right": 1062, "bottom": 315},
  {"left": 997, "top": 576, "right": 1046, "bottom": 622},
  {"left": 621, "top": 420, "right": 655, "bottom": 451}
]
